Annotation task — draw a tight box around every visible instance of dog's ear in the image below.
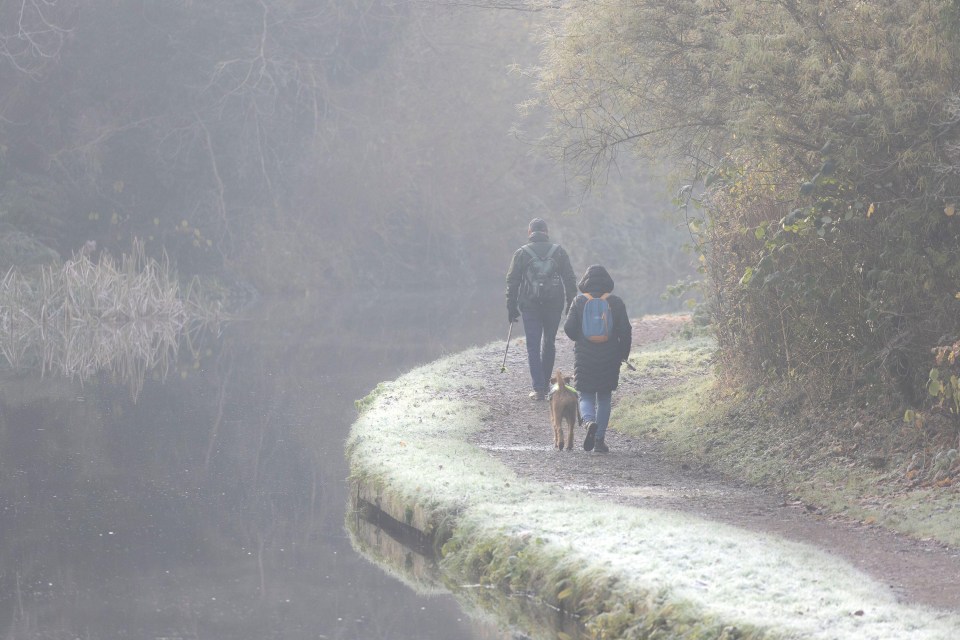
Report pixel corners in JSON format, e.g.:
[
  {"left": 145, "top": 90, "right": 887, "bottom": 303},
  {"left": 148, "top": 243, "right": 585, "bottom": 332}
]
[{"left": 564, "top": 376, "right": 572, "bottom": 384}]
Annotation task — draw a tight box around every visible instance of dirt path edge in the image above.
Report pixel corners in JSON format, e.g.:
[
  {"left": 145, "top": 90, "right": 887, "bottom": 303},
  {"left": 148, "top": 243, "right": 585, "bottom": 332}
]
[{"left": 345, "top": 315, "right": 960, "bottom": 640}]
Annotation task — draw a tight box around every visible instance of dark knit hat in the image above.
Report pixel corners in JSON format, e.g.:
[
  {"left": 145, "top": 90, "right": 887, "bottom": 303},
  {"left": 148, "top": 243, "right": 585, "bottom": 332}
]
[{"left": 528, "top": 218, "right": 548, "bottom": 234}]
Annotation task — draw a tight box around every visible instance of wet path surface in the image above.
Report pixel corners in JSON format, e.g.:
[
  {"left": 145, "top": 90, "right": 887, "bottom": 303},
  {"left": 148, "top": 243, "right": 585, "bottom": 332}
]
[{"left": 461, "top": 316, "right": 960, "bottom": 611}]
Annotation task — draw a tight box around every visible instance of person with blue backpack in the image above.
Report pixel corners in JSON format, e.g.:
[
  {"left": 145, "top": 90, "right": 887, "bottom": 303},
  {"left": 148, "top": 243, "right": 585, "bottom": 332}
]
[
  {"left": 506, "top": 218, "right": 578, "bottom": 400},
  {"left": 563, "top": 264, "right": 632, "bottom": 453}
]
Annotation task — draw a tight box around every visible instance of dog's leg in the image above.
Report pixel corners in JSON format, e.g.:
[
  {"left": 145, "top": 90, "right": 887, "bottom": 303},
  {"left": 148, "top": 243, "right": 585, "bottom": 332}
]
[
  {"left": 550, "top": 403, "right": 561, "bottom": 450},
  {"left": 549, "top": 403, "right": 556, "bottom": 449}
]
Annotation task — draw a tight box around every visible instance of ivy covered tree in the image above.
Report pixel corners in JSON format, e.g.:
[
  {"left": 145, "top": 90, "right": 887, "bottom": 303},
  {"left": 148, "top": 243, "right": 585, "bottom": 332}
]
[{"left": 536, "top": 0, "right": 960, "bottom": 414}]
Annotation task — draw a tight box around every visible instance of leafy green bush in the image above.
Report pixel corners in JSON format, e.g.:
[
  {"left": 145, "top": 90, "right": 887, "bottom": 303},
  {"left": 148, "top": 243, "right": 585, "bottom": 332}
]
[{"left": 537, "top": 0, "right": 960, "bottom": 419}]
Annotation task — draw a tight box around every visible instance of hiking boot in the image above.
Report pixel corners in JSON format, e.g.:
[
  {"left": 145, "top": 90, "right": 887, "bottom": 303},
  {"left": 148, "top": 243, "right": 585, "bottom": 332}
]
[
  {"left": 594, "top": 439, "right": 609, "bottom": 453},
  {"left": 583, "top": 422, "right": 597, "bottom": 451},
  {"left": 529, "top": 390, "right": 545, "bottom": 401}
]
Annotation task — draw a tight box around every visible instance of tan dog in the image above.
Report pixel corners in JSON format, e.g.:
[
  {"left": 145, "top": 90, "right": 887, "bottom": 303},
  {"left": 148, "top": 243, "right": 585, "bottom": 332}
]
[{"left": 549, "top": 370, "right": 579, "bottom": 450}]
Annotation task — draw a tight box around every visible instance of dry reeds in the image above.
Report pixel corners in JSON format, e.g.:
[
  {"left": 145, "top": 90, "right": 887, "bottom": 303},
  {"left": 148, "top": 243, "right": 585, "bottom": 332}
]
[{"left": 0, "top": 240, "right": 220, "bottom": 398}]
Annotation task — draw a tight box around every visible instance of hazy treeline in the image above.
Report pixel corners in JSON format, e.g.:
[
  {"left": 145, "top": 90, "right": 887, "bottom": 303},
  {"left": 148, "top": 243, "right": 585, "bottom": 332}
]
[
  {"left": 0, "top": 0, "right": 692, "bottom": 300},
  {"left": 536, "top": 0, "right": 960, "bottom": 424}
]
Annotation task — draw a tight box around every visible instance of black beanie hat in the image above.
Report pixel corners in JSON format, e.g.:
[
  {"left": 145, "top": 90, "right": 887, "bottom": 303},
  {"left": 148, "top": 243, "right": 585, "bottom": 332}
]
[{"left": 528, "top": 218, "right": 548, "bottom": 234}]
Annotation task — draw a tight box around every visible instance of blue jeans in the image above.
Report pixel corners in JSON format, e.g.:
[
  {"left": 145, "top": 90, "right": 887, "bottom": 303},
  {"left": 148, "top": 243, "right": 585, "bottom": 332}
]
[
  {"left": 521, "top": 306, "right": 561, "bottom": 394},
  {"left": 579, "top": 390, "right": 612, "bottom": 441}
]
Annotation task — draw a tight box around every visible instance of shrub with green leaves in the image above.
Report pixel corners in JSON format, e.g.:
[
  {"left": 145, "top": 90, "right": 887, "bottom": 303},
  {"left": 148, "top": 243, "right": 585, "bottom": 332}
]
[{"left": 536, "top": 0, "right": 960, "bottom": 415}]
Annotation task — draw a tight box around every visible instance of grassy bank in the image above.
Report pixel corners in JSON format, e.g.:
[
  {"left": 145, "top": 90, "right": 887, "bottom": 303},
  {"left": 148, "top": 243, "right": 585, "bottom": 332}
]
[
  {"left": 614, "top": 331, "right": 960, "bottom": 549},
  {"left": 346, "top": 343, "right": 960, "bottom": 639}
]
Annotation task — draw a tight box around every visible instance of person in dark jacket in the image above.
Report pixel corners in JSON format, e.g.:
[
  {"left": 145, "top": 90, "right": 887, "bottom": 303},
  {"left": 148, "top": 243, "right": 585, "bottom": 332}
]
[
  {"left": 564, "top": 264, "right": 632, "bottom": 452},
  {"left": 506, "top": 218, "right": 578, "bottom": 399}
]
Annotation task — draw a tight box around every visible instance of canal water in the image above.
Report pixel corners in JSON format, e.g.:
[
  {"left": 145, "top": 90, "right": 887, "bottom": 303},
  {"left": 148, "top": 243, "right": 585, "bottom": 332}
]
[{"left": 0, "top": 286, "right": 508, "bottom": 639}]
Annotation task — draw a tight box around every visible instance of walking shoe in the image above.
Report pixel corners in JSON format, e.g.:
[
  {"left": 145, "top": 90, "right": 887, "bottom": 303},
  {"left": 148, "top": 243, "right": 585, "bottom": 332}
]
[
  {"left": 594, "top": 439, "right": 609, "bottom": 453},
  {"left": 529, "top": 390, "right": 545, "bottom": 401},
  {"left": 583, "top": 422, "right": 597, "bottom": 451}
]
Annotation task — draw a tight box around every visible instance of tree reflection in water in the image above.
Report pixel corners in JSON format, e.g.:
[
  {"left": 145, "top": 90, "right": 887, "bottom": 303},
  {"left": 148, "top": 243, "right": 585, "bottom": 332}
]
[{"left": 0, "top": 286, "right": 507, "bottom": 639}]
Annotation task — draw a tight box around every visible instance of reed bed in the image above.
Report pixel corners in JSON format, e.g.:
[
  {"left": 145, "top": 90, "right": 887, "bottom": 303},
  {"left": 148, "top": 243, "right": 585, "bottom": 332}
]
[{"left": 0, "top": 240, "right": 220, "bottom": 398}]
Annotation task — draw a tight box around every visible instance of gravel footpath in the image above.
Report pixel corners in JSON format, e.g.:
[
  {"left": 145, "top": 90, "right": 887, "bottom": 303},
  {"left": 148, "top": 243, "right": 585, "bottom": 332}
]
[{"left": 453, "top": 315, "right": 960, "bottom": 611}]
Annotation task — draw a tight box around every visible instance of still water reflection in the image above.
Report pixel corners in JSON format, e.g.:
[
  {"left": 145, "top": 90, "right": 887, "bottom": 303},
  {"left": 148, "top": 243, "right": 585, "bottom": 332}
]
[{"left": 0, "top": 286, "right": 507, "bottom": 639}]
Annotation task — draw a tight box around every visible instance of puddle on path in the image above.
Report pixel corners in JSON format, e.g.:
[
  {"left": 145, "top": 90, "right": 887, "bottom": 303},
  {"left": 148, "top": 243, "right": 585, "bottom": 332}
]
[
  {"left": 612, "top": 485, "right": 726, "bottom": 499},
  {"left": 480, "top": 444, "right": 551, "bottom": 452}
]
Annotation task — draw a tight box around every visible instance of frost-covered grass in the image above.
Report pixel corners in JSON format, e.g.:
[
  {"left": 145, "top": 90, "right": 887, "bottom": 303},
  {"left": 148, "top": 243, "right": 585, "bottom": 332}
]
[
  {"left": 348, "top": 349, "right": 553, "bottom": 537},
  {"left": 615, "top": 334, "right": 960, "bottom": 548},
  {"left": 347, "top": 343, "right": 960, "bottom": 639}
]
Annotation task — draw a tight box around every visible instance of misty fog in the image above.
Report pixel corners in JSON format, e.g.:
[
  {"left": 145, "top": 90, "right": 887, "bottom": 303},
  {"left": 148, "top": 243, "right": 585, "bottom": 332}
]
[{"left": 0, "top": 1, "right": 694, "bottom": 638}]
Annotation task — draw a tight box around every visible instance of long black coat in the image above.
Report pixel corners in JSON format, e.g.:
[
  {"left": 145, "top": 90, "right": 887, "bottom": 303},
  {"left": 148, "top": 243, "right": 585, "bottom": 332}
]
[{"left": 563, "top": 265, "right": 632, "bottom": 393}]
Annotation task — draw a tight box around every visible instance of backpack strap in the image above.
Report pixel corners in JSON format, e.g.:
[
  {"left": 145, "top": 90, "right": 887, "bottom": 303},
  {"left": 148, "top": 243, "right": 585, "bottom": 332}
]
[{"left": 522, "top": 243, "right": 559, "bottom": 261}]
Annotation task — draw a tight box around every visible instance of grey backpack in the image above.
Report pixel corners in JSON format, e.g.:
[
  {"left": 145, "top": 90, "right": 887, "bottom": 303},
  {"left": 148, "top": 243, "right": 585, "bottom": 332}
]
[{"left": 521, "top": 244, "right": 563, "bottom": 303}]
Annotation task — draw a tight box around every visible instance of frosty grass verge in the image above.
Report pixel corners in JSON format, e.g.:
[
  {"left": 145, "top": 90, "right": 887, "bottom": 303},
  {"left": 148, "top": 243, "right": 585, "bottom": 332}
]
[{"left": 346, "top": 344, "right": 960, "bottom": 639}]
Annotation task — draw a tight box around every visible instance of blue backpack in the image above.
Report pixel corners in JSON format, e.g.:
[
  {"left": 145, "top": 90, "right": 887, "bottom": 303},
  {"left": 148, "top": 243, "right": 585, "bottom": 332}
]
[{"left": 581, "top": 293, "right": 612, "bottom": 343}]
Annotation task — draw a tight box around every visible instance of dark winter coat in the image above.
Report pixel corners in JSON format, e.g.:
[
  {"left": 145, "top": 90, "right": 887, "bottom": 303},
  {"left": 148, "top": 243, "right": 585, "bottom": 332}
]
[
  {"left": 505, "top": 231, "right": 578, "bottom": 317},
  {"left": 563, "top": 265, "right": 632, "bottom": 393}
]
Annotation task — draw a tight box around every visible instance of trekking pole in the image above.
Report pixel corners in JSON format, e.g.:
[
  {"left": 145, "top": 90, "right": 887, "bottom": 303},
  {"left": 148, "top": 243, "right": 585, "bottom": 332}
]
[
  {"left": 500, "top": 322, "right": 514, "bottom": 373},
  {"left": 622, "top": 359, "right": 636, "bottom": 371}
]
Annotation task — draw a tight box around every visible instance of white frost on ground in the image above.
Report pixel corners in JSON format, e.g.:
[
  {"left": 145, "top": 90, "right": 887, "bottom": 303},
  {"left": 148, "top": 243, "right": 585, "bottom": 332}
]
[{"left": 347, "top": 348, "right": 960, "bottom": 639}]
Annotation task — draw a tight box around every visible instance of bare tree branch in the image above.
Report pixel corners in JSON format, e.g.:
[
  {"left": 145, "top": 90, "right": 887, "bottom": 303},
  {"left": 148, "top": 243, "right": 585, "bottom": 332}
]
[{"left": 0, "top": 0, "right": 73, "bottom": 78}]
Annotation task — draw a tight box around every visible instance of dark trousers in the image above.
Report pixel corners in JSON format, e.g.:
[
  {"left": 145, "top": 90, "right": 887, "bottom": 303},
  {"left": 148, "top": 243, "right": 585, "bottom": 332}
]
[{"left": 521, "top": 305, "right": 561, "bottom": 394}]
